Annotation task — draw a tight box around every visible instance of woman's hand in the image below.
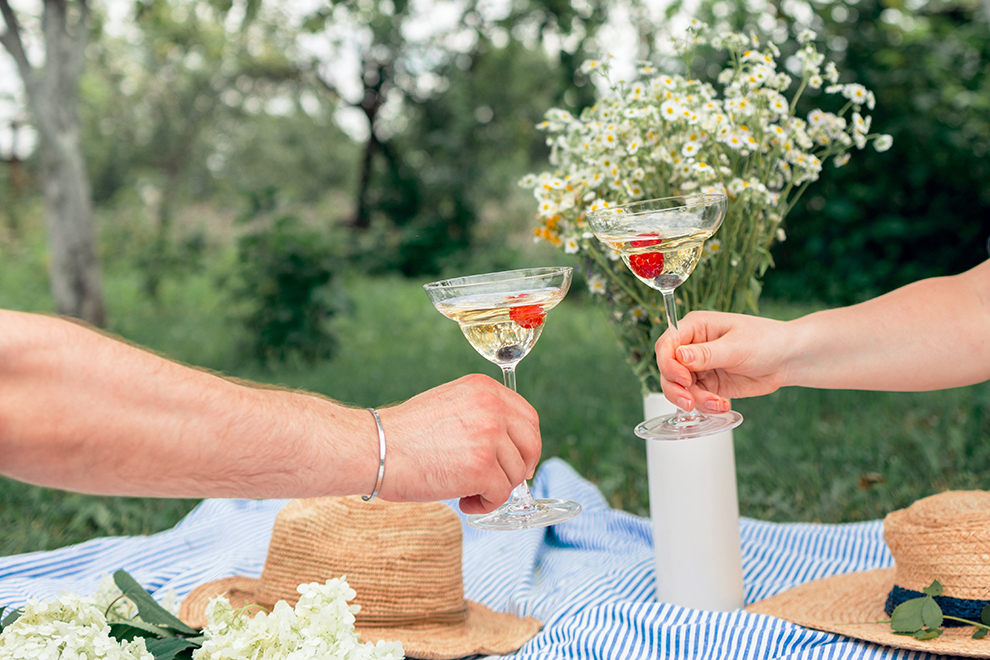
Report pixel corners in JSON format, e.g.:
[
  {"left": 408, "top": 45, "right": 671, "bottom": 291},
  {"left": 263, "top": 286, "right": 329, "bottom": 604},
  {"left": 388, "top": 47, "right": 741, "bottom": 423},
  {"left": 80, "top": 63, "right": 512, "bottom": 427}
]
[{"left": 657, "top": 311, "right": 792, "bottom": 412}]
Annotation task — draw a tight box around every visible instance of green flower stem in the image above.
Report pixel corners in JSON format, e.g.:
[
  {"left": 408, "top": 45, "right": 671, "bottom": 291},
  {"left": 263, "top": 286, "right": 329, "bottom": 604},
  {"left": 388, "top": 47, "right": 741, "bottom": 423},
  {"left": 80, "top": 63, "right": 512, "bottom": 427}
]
[
  {"left": 783, "top": 171, "right": 824, "bottom": 218},
  {"left": 943, "top": 616, "right": 990, "bottom": 631},
  {"left": 707, "top": 143, "right": 729, "bottom": 190},
  {"left": 789, "top": 74, "right": 811, "bottom": 115},
  {"left": 589, "top": 247, "right": 653, "bottom": 310}
]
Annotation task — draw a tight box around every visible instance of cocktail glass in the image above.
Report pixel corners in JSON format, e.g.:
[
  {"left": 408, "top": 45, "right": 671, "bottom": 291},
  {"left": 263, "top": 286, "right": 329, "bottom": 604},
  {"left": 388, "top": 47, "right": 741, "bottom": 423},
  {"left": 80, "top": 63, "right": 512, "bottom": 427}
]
[
  {"left": 424, "top": 267, "right": 582, "bottom": 530},
  {"left": 588, "top": 192, "right": 744, "bottom": 440}
]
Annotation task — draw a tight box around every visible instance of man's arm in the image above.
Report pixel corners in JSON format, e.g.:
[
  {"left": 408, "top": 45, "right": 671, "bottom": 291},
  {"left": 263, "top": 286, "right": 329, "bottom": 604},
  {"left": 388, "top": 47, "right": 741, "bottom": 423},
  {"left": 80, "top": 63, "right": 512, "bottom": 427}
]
[{"left": 0, "top": 310, "right": 540, "bottom": 514}]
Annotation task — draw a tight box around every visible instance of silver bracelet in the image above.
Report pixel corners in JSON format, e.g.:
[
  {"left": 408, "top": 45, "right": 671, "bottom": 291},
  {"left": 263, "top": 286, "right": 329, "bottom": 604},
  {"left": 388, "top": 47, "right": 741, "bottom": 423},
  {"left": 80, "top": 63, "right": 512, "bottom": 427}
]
[{"left": 362, "top": 408, "right": 386, "bottom": 502}]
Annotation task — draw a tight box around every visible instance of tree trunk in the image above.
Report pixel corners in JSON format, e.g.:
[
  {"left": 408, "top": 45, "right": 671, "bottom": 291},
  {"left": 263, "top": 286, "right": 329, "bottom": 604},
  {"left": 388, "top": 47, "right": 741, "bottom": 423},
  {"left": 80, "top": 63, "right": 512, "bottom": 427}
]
[
  {"left": 0, "top": 0, "right": 105, "bottom": 326},
  {"left": 40, "top": 129, "right": 105, "bottom": 325},
  {"left": 2, "top": 122, "right": 25, "bottom": 235}
]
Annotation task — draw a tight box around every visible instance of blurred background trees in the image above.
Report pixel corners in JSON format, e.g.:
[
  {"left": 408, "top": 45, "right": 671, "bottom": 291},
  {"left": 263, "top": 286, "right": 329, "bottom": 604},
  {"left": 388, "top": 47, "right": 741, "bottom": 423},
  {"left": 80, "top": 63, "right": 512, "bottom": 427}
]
[
  {"left": 1, "top": 0, "right": 988, "bottom": 342},
  {"left": 1, "top": 0, "right": 106, "bottom": 326},
  {"left": 717, "top": 0, "right": 990, "bottom": 303}
]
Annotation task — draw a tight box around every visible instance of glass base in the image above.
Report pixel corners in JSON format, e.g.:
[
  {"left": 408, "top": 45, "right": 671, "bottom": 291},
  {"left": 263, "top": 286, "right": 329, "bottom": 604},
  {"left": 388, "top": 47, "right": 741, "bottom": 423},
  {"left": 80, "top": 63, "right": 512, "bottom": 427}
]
[
  {"left": 466, "top": 498, "right": 582, "bottom": 530},
  {"left": 635, "top": 410, "right": 743, "bottom": 441}
]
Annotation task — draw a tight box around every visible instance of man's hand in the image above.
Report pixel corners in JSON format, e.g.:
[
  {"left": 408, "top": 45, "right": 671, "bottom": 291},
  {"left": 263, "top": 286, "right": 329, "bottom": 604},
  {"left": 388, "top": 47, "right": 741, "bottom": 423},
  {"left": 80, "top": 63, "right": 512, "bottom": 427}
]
[{"left": 375, "top": 374, "right": 542, "bottom": 514}]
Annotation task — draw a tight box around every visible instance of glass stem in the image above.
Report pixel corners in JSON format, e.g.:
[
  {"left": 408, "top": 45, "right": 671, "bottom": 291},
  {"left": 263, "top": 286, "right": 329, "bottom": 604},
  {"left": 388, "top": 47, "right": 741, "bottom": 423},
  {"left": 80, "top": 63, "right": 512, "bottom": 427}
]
[
  {"left": 500, "top": 364, "right": 538, "bottom": 511},
  {"left": 661, "top": 290, "right": 704, "bottom": 423}
]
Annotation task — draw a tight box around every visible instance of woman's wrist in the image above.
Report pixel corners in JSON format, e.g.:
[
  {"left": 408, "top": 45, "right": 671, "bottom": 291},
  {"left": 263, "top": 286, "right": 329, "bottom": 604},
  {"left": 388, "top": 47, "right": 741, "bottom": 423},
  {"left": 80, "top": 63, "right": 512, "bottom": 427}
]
[{"left": 777, "top": 315, "right": 823, "bottom": 389}]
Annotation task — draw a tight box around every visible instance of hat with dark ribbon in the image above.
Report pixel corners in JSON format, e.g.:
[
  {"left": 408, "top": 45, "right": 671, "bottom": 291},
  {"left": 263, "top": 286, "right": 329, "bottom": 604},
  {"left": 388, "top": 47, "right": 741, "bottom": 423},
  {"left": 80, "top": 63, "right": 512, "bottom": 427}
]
[{"left": 748, "top": 491, "right": 990, "bottom": 658}]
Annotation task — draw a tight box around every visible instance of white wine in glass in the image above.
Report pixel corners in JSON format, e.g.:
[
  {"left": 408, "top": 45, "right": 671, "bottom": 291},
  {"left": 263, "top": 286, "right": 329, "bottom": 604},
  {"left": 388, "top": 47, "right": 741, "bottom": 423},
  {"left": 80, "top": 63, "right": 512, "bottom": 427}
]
[
  {"left": 424, "top": 267, "right": 582, "bottom": 530},
  {"left": 588, "top": 192, "right": 744, "bottom": 440}
]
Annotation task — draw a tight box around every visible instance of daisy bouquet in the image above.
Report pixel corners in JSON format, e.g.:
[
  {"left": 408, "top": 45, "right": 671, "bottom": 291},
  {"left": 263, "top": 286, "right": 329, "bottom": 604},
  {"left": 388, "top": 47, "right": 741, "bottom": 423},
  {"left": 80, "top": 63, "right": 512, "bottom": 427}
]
[{"left": 521, "top": 22, "right": 892, "bottom": 393}]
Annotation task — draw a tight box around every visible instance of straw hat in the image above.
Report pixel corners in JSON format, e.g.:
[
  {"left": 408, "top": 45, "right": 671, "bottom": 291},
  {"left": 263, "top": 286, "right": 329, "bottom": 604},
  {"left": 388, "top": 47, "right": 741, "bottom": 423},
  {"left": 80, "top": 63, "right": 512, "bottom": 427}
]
[
  {"left": 179, "top": 497, "right": 542, "bottom": 659},
  {"left": 748, "top": 491, "right": 990, "bottom": 658}
]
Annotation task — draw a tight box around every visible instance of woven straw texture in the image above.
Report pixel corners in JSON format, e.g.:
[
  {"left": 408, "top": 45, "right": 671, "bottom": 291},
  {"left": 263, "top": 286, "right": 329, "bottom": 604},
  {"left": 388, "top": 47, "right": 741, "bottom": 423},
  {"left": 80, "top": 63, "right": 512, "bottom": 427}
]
[
  {"left": 884, "top": 490, "right": 990, "bottom": 600},
  {"left": 253, "top": 496, "right": 467, "bottom": 624},
  {"left": 178, "top": 496, "right": 541, "bottom": 660},
  {"left": 748, "top": 491, "right": 990, "bottom": 658}
]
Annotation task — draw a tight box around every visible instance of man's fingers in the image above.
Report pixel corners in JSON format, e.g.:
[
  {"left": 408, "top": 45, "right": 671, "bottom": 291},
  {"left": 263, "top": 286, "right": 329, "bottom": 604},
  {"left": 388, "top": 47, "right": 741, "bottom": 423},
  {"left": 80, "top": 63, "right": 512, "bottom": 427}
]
[
  {"left": 459, "top": 495, "right": 488, "bottom": 514},
  {"left": 460, "top": 486, "right": 510, "bottom": 515},
  {"left": 495, "top": 439, "right": 528, "bottom": 492},
  {"left": 492, "top": 387, "right": 542, "bottom": 475}
]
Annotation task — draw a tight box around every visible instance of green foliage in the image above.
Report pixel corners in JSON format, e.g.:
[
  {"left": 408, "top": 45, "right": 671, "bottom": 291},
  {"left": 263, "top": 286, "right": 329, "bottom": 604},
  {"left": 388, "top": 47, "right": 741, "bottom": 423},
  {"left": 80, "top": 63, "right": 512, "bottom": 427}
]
[
  {"left": 700, "top": 0, "right": 990, "bottom": 302},
  {"left": 0, "top": 477, "right": 200, "bottom": 557},
  {"left": 1, "top": 606, "right": 22, "bottom": 630},
  {"left": 112, "top": 570, "right": 198, "bottom": 635},
  {"left": 232, "top": 192, "right": 349, "bottom": 366},
  {"left": 885, "top": 579, "right": 990, "bottom": 640},
  {"left": 302, "top": 0, "right": 610, "bottom": 277},
  {"left": 360, "top": 39, "right": 583, "bottom": 276},
  {"left": 216, "top": 112, "right": 359, "bottom": 206}
]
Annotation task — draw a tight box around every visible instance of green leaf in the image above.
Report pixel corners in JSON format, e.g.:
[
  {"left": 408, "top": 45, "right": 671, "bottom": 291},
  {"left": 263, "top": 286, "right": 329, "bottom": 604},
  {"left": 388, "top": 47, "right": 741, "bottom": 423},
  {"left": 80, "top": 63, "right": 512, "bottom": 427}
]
[
  {"left": 1, "top": 607, "right": 22, "bottom": 630},
  {"left": 890, "top": 597, "right": 927, "bottom": 632},
  {"left": 981, "top": 604, "right": 990, "bottom": 626},
  {"left": 145, "top": 638, "right": 200, "bottom": 660},
  {"left": 921, "top": 596, "right": 944, "bottom": 629},
  {"left": 113, "top": 571, "right": 199, "bottom": 635},
  {"left": 913, "top": 627, "right": 943, "bottom": 640},
  {"left": 922, "top": 580, "right": 944, "bottom": 597},
  {"left": 109, "top": 620, "right": 176, "bottom": 642},
  {"left": 973, "top": 628, "right": 989, "bottom": 640}
]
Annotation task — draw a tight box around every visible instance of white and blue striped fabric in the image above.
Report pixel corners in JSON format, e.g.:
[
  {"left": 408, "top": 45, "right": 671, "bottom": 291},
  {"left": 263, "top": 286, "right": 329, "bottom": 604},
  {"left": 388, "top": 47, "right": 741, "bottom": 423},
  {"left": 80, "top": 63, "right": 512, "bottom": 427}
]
[{"left": 1, "top": 458, "right": 929, "bottom": 660}]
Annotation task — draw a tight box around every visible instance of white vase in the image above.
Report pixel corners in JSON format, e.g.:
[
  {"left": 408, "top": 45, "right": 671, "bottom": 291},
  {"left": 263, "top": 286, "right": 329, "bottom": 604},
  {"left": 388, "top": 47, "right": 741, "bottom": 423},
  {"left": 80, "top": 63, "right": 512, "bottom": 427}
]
[{"left": 643, "top": 392, "right": 745, "bottom": 611}]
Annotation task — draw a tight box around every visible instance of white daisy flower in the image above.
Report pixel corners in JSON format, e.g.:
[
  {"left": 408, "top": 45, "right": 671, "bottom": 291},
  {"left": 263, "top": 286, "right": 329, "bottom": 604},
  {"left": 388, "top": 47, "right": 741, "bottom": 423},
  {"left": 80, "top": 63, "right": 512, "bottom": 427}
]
[{"left": 587, "top": 275, "right": 607, "bottom": 295}]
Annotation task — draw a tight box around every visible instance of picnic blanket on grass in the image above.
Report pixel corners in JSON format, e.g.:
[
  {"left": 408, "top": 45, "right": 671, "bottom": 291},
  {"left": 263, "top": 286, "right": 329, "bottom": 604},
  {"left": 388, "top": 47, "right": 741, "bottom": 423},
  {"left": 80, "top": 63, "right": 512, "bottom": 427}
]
[{"left": 1, "top": 458, "right": 924, "bottom": 660}]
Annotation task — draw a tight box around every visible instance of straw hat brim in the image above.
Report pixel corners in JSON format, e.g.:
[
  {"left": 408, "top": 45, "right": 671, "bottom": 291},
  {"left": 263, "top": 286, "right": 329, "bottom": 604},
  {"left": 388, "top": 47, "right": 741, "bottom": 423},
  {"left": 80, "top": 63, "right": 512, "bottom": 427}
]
[
  {"left": 747, "top": 567, "right": 990, "bottom": 658},
  {"left": 179, "top": 576, "right": 542, "bottom": 660}
]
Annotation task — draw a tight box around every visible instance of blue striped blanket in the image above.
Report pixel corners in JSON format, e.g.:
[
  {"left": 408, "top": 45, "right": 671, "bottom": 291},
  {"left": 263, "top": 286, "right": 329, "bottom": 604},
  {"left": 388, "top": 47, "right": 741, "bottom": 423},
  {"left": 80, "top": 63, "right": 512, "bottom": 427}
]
[{"left": 1, "top": 458, "right": 926, "bottom": 659}]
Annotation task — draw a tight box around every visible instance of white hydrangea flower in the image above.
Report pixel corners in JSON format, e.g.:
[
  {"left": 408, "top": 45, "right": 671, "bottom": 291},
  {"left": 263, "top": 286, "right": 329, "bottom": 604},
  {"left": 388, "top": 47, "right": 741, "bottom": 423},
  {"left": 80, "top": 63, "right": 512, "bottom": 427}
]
[
  {"left": 195, "top": 579, "right": 403, "bottom": 660},
  {"left": 0, "top": 593, "right": 154, "bottom": 660}
]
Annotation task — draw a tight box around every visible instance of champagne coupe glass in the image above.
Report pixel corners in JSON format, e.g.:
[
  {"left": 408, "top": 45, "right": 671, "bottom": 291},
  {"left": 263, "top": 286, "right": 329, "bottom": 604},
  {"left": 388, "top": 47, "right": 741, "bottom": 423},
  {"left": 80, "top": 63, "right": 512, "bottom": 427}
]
[
  {"left": 588, "top": 192, "right": 743, "bottom": 440},
  {"left": 424, "top": 267, "right": 582, "bottom": 530}
]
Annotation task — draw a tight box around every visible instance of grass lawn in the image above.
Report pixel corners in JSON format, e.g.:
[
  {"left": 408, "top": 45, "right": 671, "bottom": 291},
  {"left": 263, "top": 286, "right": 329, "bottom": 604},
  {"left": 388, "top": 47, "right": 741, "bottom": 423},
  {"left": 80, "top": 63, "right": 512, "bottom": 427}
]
[{"left": 1, "top": 238, "right": 989, "bottom": 556}]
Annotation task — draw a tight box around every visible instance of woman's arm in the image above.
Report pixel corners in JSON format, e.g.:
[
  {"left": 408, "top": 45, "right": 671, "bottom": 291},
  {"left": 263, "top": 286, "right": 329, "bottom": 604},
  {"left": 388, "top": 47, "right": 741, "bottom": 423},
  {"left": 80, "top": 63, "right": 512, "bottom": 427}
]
[{"left": 657, "top": 259, "right": 990, "bottom": 411}]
